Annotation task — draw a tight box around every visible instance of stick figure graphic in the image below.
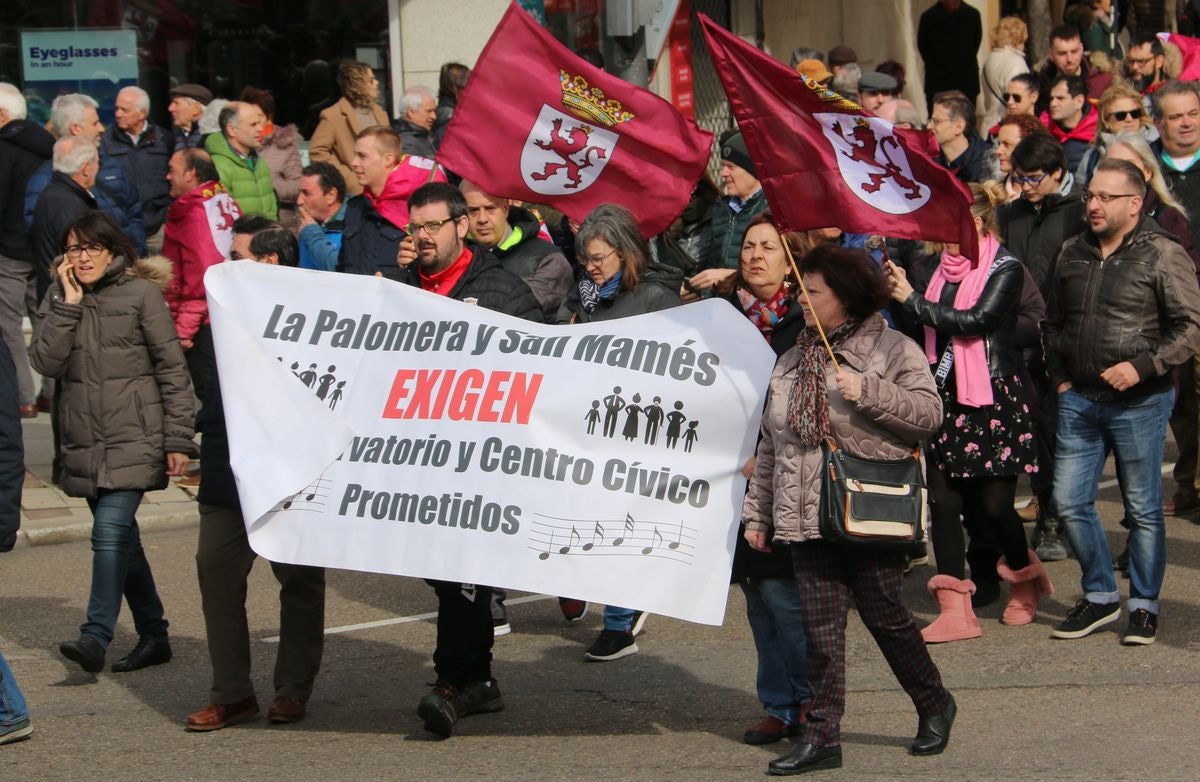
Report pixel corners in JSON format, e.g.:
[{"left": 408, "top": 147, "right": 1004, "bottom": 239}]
[
  {"left": 643, "top": 396, "right": 664, "bottom": 445},
  {"left": 585, "top": 400, "right": 601, "bottom": 435},
  {"left": 665, "top": 401, "right": 687, "bottom": 449},
  {"left": 290, "top": 361, "right": 301, "bottom": 378},
  {"left": 622, "top": 393, "right": 642, "bottom": 441},
  {"left": 683, "top": 420, "right": 699, "bottom": 453},
  {"left": 602, "top": 386, "right": 625, "bottom": 438},
  {"left": 316, "top": 365, "right": 338, "bottom": 400},
  {"left": 328, "top": 381, "right": 345, "bottom": 410},
  {"left": 298, "top": 363, "right": 318, "bottom": 388}
]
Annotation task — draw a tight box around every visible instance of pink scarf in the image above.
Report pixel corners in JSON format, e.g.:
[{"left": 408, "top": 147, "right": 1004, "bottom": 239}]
[{"left": 923, "top": 233, "right": 999, "bottom": 407}]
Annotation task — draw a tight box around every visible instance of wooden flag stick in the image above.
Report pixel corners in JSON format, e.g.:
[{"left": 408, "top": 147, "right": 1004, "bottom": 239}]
[{"left": 781, "top": 238, "right": 840, "bottom": 370}]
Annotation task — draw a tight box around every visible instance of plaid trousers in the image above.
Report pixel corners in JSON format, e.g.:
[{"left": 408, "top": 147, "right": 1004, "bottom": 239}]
[{"left": 792, "top": 540, "right": 951, "bottom": 747}]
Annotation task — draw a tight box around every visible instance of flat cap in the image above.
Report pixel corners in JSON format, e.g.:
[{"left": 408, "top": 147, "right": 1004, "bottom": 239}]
[{"left": 168, "top": 83, "right": 213, "bottom": 105}]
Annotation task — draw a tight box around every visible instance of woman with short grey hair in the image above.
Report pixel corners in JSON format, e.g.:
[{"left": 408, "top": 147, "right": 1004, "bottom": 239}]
[{"left": 557, "top": 203, "right": 682, "bottom": 661}]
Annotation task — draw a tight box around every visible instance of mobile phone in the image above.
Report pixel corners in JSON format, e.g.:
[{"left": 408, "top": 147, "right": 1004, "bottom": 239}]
[{"left": 67, "top": 268, "right": 81, "bottom": 291}]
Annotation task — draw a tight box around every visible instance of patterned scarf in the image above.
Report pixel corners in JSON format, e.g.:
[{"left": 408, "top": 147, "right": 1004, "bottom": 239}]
[
  {"left": 786, "top": 319, "right": 862, "bottom": 446},
  {"left": 737, "top": 286, "right": 791, "bottom": 339}
]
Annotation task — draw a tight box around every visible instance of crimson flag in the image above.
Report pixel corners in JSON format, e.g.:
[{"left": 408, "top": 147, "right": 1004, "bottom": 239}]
[
  {"left": 437, "top": 2, "right": 714, "bottom": 238},
  {"left": 698, "top": 15, "right": 978, "bottom": 261}
]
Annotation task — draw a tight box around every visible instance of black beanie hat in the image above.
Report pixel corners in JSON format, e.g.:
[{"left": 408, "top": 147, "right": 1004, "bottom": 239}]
[{"left": 720, "top": 131, "right": 757, "bottom": 178}]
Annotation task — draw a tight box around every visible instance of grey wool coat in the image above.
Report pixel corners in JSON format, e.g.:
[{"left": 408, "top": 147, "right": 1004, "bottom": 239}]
[
  {"left": 31, "top": 255, "right": 197, "bottom": 498},
  {"left": 742, "top": 314, "right": 942, "bottom": 543}
]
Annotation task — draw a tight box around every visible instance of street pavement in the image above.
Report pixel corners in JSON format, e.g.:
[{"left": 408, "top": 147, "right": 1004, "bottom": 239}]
[{"left": 3, "top": 415, "right": 1200, "bottom": 780}]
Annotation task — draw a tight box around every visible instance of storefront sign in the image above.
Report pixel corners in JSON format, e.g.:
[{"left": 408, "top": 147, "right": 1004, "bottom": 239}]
[
  {"left": 19, "top": 29, "right": 138, "bottom": 124},
  {"left": 206, "top": 262, "right": 775, "bottom": 626}
]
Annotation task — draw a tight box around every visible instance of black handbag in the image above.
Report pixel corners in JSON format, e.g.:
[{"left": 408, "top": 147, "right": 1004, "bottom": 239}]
[{"left": 817, "top": 437, "right": 926, "bottom": 550}]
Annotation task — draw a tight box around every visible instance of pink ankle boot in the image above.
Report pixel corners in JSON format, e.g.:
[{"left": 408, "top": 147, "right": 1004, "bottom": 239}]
[
  {"left": 921, "top": 575, "right": 982, "bottom": 643},
  {"left": 996, "top": 550, "right": 1054, "bottom": 626}
]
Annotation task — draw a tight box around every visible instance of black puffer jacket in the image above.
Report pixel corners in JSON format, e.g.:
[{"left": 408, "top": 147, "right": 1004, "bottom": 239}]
[
  {"left": 442, "top": 244, "right": 543, "bottom": 321},
  {"left": 1045, "top": 216, "right": 1200, "bottom": 402},
  {"left": 30, "top": 256, "right": 197, "bottom": 498},
  {"left": 998, "top": 184, "right": 1086, "bottom": 295},
  {"left": 337, "top": 194, "right": 409, "bottom": 281},
  {"left": 0, "top": 339, "right": 22, "bottom": 552},
  {"left": 558, "top": 260, "right": 683, "bottom": 324},
  {"left": 0, "top": 118, "right": 54, "bottom": 261},
  {"left": 901, "top": 252, "right": 1025, "bottom": 378},
  {"left": 491, "top": 206, "right": 572, "bottom": 320}
]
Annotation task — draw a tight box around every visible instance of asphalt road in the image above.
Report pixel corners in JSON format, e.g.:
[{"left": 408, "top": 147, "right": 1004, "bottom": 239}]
[{"left": 3, "top": 476, "right": 1200, "bottom": 780}]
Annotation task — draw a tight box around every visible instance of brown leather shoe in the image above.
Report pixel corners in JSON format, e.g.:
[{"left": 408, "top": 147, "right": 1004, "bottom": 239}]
[
  {"left": 267, "top": 696, "right": 306, "bottom": 724},
  {"left": 18, "top": 404, "right": 37, "bottom": 419},
  {"left": 185, "top": 696, "right": 259, "bottom": 731}
]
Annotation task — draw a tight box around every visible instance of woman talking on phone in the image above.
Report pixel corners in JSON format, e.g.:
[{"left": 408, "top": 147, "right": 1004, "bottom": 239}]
[{"left": 31, "top": 211, "right": 196, "bottom": 676}]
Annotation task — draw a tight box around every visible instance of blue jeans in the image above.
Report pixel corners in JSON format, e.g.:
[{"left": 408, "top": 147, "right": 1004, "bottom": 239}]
[
  {"left": 1054, "top": 388, "right": 1173, "bottom": 614},
  {"left": 81, "top": 490, "right": 168, "bottom": 646},
  {"left": 0, "top": 651, "right": 28, "bottom": 728},
  {"left": 603, "top": 605, "right": 637, "bottom": 631},
  {"left": 741, "top": 577, "right": 811, "bottom": 723}
]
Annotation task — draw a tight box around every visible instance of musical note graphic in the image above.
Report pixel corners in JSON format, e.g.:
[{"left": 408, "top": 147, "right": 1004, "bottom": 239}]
[
  {"left": 539, "top": 531, "right": 555, "bottom": 561},
  {"left": 642, "top": 527, "right": 664, "bottom": 555},
  {"left": 613, "top": 513, "right": 636, "bottom": 547},
  {"left": 276, "top": 476, "right": 331, "bottom": 512},
  {"left": 669, "top": 519, "right": 683, "bottom": 551},
  {"left": 559, "top": 525, "right": 581, "bottom": 554},
  {"left": 582, "top": 521, "right": 605, "bottom": 551}
]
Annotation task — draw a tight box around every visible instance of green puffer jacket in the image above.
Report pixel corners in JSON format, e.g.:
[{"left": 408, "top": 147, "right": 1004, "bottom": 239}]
[
  {"left": 704, "top": 188, "right": 768, "bottom": 271},
  {"left": 30, "top": 255, "right": 197, "bottom": 498},
  {"left": 204, "top": 132, "right": 279, "bottom": 220}
]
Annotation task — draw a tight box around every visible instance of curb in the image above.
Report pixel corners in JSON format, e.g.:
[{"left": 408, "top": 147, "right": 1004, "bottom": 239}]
[{"left": 19, "top": 509, "right": 200, "bottom": 548}]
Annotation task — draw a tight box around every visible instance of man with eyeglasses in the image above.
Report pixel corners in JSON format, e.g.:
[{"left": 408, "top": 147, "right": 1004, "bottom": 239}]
[
  {"left": 999, "top": 132, "right": 1085, "bottom": 561},
  {"left": 1149, "top": 81, "right": 1200, "bottom": 520},
  {"left": 337, "top": 126, "right": 446, "bottom": 280},
  {"left": 1035, "top": 24, "right": 1112, "bottom": 114},
  {"left": 929, "top": 93, "right": 993, "bottom": 184},
  {"left": 395, "top": 182, "right": 541, "bottom": 739},
  {"left": 1126, "top": 34, "right": 1168, "bottom": 96},
  {"left": 1044, "top": 158, "right": 1200, "bottom": 646},
  {"left": 1040, "top": 75, "right": 1097, "bottom": 174}
]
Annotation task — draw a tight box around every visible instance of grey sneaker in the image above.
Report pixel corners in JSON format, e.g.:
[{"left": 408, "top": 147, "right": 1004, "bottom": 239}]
[
  {"left": 1122, "top": 609, "right": 1158, "bottom": 645},
  {"left": 0, "top": 717, "right": 32, "bottom": 745},
  {"left": 459, "top": 679, "right": 505, "bottom": 715},
  {"left": 1052, "top": 599, "right": 1120, "bottom": 639}
]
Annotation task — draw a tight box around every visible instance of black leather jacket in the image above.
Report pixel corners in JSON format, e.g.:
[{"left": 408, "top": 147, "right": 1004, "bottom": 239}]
[
  {"left": 1044, "top": 216, "right": 1200, "bottom": 402},
  {"left": 901, "top": 252, "right": 1024, "bottom": 378}
]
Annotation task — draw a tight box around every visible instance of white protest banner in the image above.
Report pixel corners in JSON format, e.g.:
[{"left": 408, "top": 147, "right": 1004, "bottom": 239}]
[{"left": 206, "top": 263, "right": 776, "bottom": 625}]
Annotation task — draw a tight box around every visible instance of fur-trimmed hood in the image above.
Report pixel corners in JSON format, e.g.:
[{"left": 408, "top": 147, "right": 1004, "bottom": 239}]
[
  {"left": 264, "top": 123, "right": 301, "bottom": 151},
  {"left": 129, "top": 255, "right": 174, "bottom": 290}
]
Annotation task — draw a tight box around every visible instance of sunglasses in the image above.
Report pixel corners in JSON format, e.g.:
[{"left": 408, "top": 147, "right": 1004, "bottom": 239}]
[
  {"left": 1002, "top": 92, "right": 1026, "bottom": 103},
  {"left": 1106, "top": 108, "right": 1144, "bottom": 122}
]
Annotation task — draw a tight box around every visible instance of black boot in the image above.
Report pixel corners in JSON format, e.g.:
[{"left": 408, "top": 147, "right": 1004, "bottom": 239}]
[
  {"left": 59, "top": 635, "right": 105, "bottom": 673},
  {"left": 768, "top": 743, "right": 843, "bottom": 775},
  {"left": 111, "top": 637, "right": 172, "bottom": 673},
  {"left": 966, "top": 549, "right": 1001, "bottom": 607},
  {"left": 911, "top": 693, "right": 956, "bottom": 755}
]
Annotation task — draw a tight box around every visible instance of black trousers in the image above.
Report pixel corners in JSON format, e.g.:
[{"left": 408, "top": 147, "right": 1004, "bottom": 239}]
[{"left": 427, "top": 580, "right": 494, "bottom": 688}]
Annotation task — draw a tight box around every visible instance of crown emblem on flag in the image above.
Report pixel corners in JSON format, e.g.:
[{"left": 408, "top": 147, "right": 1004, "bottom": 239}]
[
  {"left": 799, "top": 74, "right": 859, "bottom": 111},
  {"left": 559, "top": 70, "right": 636, "bottom": 127}
]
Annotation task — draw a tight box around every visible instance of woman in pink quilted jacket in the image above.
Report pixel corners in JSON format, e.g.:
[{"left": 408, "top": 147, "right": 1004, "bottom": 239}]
[{"left": 742, "top": 245, "right": 955, "bottom": 775}]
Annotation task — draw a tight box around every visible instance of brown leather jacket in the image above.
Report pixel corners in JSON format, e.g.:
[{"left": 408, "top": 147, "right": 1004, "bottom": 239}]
[{"left": 742, "top": 314, "right": 942, "bottom": 543}]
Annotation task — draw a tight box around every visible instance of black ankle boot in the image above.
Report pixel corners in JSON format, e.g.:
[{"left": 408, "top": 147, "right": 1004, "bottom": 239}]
[
  {"left": 768, "top": 743, "right": 843, "bottom": 775},
  {"left": 111, "top": 637, "right": 172, "bottom": 673},
  {"left": 59, "top": 635, "right": 105, "bottom": 673},
  {"left": 911, "top": 693, "right": 956, "bottom": 755}
]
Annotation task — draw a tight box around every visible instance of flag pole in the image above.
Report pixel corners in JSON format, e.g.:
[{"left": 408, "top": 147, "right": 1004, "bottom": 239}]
[{"left": 781, "top": 239, "right": 840, "bottom": 371}]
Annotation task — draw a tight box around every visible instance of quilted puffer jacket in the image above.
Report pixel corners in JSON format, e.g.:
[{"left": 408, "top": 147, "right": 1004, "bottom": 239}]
[
  {"left": 742, "top": 314, "right": 942, "bottom": 543},
  {"left": 30, "top": 255, "right": 197, "bottom": 498}
]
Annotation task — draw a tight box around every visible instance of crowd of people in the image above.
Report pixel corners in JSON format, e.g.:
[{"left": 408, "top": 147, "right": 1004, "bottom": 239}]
[{"left": 3, "top": 1, "right": 1200, "bottom": 776}]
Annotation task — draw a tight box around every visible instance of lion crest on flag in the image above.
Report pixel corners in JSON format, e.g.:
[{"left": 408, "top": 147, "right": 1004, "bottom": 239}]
[{"left": 815, "top": 114, "right": 931, "bottom": 215}]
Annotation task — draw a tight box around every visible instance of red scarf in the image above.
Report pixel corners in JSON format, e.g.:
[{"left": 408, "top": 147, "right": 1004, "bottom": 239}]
[{"left": 420, "top": 246, "right": 473, "bottom": 295}]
